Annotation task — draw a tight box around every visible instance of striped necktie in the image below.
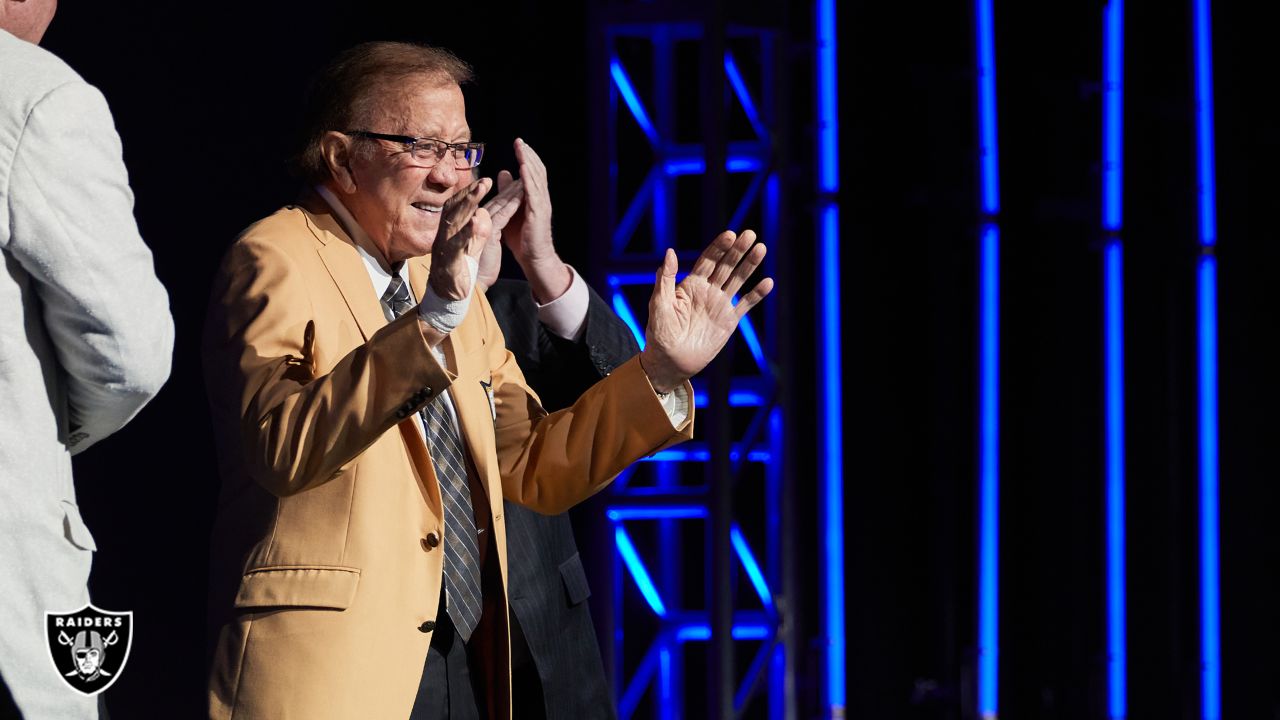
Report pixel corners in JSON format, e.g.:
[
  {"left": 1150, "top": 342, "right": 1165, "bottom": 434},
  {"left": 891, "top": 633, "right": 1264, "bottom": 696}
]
[{"left": 383, "top": 275, "right": 484, "bottom": 641}]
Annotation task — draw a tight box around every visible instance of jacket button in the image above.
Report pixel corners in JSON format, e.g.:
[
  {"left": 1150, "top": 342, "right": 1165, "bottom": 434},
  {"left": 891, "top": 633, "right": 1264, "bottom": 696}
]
[
  {"left": 420, "top": 387, "right": 432, "bottom": 397},
  {"left": 421, "top": 533, "right": 440, "bottom": 550},
  {"left": 419, "top": 621, "right": 436, "bottom": 633}
]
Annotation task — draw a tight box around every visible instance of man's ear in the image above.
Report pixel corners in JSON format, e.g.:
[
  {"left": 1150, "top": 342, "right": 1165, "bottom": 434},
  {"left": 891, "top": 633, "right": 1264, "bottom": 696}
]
[{"left": 320, "top": 131, "right": 358, "bottom": 193}]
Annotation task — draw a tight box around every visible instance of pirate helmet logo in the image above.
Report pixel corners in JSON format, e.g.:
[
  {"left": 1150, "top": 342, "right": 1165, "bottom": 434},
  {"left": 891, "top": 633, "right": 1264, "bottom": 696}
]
[{"left": 45, "top": 604, "right": 133, "bottom": 696}]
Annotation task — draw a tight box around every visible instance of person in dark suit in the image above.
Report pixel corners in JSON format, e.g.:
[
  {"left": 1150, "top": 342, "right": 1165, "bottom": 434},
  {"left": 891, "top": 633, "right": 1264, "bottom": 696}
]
[{"left": 477, "top": 145, "right": 634, "bottom": 720}]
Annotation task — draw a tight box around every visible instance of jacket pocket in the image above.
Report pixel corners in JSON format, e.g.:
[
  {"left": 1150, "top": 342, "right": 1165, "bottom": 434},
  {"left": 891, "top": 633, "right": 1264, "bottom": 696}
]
[
  {"left": 559, "top": 552, "right": 591, "bottom": 606},
  {"left": 233, "top": 565, "right": 361, "bottom": 610},
  {"left": 60, "top": 500, "right": 97, "bottom": 551}
]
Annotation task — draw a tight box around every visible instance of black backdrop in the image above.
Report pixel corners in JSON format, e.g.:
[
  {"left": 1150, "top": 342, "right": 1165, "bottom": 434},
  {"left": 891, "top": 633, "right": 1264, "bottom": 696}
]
[{"left": 33, "top": 1, "right": 1280, "bottom": 718}]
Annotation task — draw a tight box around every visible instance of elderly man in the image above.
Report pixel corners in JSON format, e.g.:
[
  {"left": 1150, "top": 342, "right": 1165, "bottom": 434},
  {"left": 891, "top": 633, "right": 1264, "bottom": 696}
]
[
  {"left": 203, "top": 41, "right": 771, "bottom": 719},
  {"left": 0, "top": 1, "right": 174, "bottom": 718}
]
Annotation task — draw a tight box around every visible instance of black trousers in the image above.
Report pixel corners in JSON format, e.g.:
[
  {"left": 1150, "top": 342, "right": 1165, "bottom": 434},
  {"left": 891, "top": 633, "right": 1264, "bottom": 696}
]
[{"left": 409, "top": 598, "right": 485, "bottom": 720}]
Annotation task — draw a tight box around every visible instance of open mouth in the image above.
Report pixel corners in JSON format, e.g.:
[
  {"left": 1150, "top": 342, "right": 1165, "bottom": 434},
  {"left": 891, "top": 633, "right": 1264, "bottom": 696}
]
[{"left": 411, "top": 202, "right": 442, "bottom": 214}]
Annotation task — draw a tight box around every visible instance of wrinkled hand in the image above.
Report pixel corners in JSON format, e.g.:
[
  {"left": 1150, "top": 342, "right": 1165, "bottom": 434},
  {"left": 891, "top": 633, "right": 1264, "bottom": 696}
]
[
  {"left": 501, "top": 139, "right": 570, "bottom": 302},
  {"left": 477, "top": 176, "right": 525, "bottom": 291},
  {"left": 638, "top": 230, "right": 774, "bottom": 394},
  {"left": 428, "top": 178, "right": 492, "bottom": 301}
]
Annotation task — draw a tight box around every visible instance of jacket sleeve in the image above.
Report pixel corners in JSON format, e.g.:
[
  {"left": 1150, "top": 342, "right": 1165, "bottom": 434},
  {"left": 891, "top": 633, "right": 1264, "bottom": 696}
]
[
  {"left": 4, "top": 81, "right": 173, "bottom": 454},
  {"left": 578, "top": 281, "right": 642, "bottom": 378},
  {"left": 204, "top": 236, "right": 456, "bottom": 497}
]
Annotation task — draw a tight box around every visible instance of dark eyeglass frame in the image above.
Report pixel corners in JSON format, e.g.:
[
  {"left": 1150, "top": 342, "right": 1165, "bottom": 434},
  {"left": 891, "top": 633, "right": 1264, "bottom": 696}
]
[{"left": 342, "top": 130, "right": 484, "bottom": 169}]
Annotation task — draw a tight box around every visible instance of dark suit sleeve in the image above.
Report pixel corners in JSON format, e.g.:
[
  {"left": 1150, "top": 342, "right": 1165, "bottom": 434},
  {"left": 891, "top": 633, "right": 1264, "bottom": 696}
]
[
  {"left": 486, "top": 278, "right": 626, "bottom": 719},
  {"left": 486, "top": 279, "right": 640, "bottom": 414}
]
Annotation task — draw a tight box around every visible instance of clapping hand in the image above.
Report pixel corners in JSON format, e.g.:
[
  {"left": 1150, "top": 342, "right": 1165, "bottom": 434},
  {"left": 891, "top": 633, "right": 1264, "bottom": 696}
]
[
  {"left": 427, "top": 177, "right": 492, "bottom": 302},
  {"left": 478, "top": 176, "right": 524, "bottom": 292},
  {"left": 637, "top": 230, "right": 774, "bottom": 393},
  {"left": 495, "top": 139, "right": 570, "bottom": 303}
]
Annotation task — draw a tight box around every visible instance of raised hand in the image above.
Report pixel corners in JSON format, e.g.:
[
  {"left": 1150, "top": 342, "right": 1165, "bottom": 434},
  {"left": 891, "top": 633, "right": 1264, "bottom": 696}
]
[
  {"left": 477, "top": 174, "right": 525, "bottom": 291},
  {"left": 428, "top": 177, "right": 492, "bottom": 301},
  {"left": 501, "top": 139, "right": 570, "bottom": 303},
  {"left": 638, "top": 230, "right": 774, "bottom": 394}
]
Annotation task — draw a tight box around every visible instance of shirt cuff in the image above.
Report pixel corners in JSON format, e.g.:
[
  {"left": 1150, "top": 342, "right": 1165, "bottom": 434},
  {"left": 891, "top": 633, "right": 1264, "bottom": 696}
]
[
  {"left": 658, "top": 383, "right": 691, "bottom": 429},
  {"left": 535, "top": 265, "right": 589, "bottom": 342}
]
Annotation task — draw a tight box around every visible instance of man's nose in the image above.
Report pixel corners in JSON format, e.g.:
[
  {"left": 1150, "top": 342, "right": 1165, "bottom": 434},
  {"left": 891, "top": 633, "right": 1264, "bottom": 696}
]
[{"left": 427, "top": 159, "right": 459, "bottom": 187}]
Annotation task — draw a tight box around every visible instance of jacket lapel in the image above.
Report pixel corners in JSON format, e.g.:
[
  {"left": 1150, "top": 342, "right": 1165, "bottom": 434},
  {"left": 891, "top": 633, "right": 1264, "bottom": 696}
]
[
  {"left": 299, "top": 202, "right": 445, "bottom": 523},
  {"left": 301, "top": 200, "right": 387, "bottom": 342}
]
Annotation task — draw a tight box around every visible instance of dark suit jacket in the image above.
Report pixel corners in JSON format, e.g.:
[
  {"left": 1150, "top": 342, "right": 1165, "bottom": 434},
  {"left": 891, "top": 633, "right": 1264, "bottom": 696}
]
[{"left": 486, "top": 278, "right": 638, "bottom": 720}]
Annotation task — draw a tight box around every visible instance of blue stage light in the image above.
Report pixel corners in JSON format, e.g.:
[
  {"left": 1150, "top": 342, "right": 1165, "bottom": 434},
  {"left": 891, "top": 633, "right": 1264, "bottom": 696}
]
[
  {"left": 818, "top": 206, "right": 845, "bottom": 712},
  {"left": 674, "top": 624, "right": 771, "bottom": 642},
  {"left": 978, "top": 222, "right": 1000, "bottom": 720},
  {"left": 607, "top": 507, "right": 708, "bottom": 521},
  {"left": 738, "top": 312, "right": 767, "bottom": 371},
  {"left": 615, "top": 526, "right": 667, "bottom": 616},
  {"left": 815, "top": 3, "right": 844, "bottom": 712},
  {"left": 1193, "top": 2, "right": 1221, "bottom": 718},
  {"left": 1198, "top": 256, "right": 1221, "bottom": 720},
  {"left": 609, "top": 287, "right": 646, "bottom": 349},
  {"left": 975, "top": 0, "right": 1001, "bottom": 714},
  {"left": 1194, "top": 2, "right": 1218, "bottom": 250},
  {"left": 642, "top": 447, "right": 770, "bottom": 463},
  {"left": 661, "top": 155, "right": 763, "bottom": 176},
  {"left": 724, "top": 51, "right": 767, "bottom": 140},
  {"left": 817, "top": 0, "right": 838, "bottom": 195},
  {"left": 1102, "top": 3, "right": 1127, "bottom": 717},
  {"left": 1105, "top": 240, "right": 1127, "bottom": 720},
  {"left": 976, "top": 0, "right": 1000, "bottom": 217},
  {"left": 1103, "top": 0, "right": 1124, "bottom": 234},
  {"left": 610, "top": 58, "right": 658, "bottom": 145},
  {"left": 730, "top": 524, "right": 773, "bottom": 608}
]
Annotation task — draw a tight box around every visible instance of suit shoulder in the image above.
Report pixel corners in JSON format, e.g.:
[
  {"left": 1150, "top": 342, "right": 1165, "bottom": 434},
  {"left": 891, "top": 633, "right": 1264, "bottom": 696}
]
[
  {"left": 0, "top": 33, "right": 89, "bottom": 167},
  {"left": 0, "top": 32, "right": 85, "bottom": 110},
  {"left": 222, "top": 207, "right": 322, "bottom": 267}
]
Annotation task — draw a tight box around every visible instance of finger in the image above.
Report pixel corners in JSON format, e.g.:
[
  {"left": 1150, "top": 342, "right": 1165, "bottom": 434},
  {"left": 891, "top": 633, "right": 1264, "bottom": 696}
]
[
  {"left": 483, "top": 177, "right": 524, "bottom": 230},
  {"left": 722, "top": 240, "right": 766, "bottom": 298},
  {"left": 464, "top": 208, "right": 492, "bottom": 259},
  {"left": 708, "top": 229, "right": 755, "bottom": 288},
  {"left": 734, "top": 276, "right": 774, "bottom": 319},
  {"left": 650, "top": 247, "right": 678, "bottom": 309},
  {"left": 441, "top": 178, "right": 491, "bottom": 234},
  {"left": 497, "top": 169, "right": 514, "bottom": 191},
  {"left": 516, "top": 139, "right": 550, "bottom": 211},
  {"left": 517, "top": 139, "right": 548, "bottom": 185},
  {"left": 689, "top": 230, "right": 736, "bottom": 279}
]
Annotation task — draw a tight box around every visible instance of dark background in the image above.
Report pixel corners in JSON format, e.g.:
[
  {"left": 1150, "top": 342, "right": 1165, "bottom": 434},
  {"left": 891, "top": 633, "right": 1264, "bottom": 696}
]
[{"left": 35, "top": 0, "right": 1279, "bottom": 718}]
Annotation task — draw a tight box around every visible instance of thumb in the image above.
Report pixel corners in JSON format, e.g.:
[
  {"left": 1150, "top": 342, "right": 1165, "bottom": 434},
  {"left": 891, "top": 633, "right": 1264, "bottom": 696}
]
[{"left": 497, "top": 169, "right": 514, "bottom": 191}]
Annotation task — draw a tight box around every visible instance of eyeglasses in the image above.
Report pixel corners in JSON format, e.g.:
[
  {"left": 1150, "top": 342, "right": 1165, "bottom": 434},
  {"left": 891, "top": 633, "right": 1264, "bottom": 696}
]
[{"left": 343, "top": 130, "right": 484, "bottom": 169}]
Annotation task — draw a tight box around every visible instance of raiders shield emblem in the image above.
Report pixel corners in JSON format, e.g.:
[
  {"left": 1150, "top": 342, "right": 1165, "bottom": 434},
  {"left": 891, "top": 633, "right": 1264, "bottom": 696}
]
[{"left": 45, "top": 604, "right": 133, "bottom": 696}]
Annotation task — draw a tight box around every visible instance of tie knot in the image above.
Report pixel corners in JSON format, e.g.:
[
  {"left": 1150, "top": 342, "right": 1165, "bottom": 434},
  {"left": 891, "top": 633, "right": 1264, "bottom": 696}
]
[{"left": 382, "top": 275, "right": 414, "bottom": 317}]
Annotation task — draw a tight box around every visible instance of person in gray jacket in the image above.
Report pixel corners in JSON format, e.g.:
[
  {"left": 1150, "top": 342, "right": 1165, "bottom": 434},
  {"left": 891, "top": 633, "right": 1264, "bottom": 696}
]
[{"left": 0, "top": 1, "right": 174, "bottom": 717}]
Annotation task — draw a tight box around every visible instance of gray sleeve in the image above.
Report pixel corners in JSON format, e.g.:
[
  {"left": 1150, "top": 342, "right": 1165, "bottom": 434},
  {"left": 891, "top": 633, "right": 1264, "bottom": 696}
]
[{"left": 5, "top": 81, "right": 173, "bottom": 454}]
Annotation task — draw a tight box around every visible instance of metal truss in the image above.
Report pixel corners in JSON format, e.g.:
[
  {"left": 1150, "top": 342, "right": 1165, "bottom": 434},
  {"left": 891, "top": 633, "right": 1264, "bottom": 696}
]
[{"left": 587, "top": 10, "right": 792, "bottom": 720}]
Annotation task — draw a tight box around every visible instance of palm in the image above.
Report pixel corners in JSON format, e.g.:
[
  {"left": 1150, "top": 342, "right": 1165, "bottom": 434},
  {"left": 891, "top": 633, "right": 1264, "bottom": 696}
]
[
  {"left": 640, "top": 231, "right": 774, "bottom": 393},
  {"left": 649, "top": 274, "right": 743, "bottom": 377}
]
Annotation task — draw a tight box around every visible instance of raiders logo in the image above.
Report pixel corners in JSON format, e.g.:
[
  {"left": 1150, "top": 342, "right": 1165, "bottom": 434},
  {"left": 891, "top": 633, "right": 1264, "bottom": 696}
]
[{"left": 44, "top": 604, "right": 133, "bottom": 696}]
